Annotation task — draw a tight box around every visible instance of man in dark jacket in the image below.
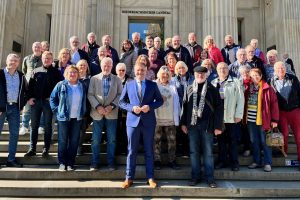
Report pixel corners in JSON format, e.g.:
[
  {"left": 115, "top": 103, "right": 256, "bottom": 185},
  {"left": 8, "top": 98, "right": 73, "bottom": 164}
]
[
  {"left": 81, "top": 32, "right": 100, "bottom": 59},
  {"left": 165, "top": 35, "right": 193, "bottom": 73},
  {"left": 154, "top": 37, "right": 166, "bottom": 62},
  {"left": 245, "top": 45, "right": 267, "bottom": 80},
  {"left": 270, "top": 61, "right": 300, "bottom": 170},
  {"left": 69, "top": 36, "right": 90, "bottom": 65},
  {"left": 221, "top": 35, "right": 240, "bottom": 65},
  {"left": 91, "top": 35, "right": 119, "bottom": 74},
  {"left": 180, "top": 66, "right": 223, "bottom": 188},
  {"left": 184, "top": 32, "right": 203, "bottom": 66},
  {"left": 0, "top": 54, "right": 27, "bottom": 167},
  {"left": 131, "top": 32, "right": 145, "bottom": 54},
  {"left": 24, "top": 51, "right": 63, "bottom": 158},
  {"left": 138, "top": 35, "right": 154, "bottom": 56}
]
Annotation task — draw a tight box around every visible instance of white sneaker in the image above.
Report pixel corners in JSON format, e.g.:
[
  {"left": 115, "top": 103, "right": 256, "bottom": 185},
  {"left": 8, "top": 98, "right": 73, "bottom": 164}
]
[
  {"left": 19, "top": 127, "right": 28, "bottom": 135},
  {"left": 38, "top": 127, "right": 45, "bottom": 134}
]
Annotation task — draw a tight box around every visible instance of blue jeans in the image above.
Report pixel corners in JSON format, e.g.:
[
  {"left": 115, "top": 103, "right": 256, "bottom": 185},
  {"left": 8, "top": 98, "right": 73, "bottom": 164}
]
[
  {"left": 247, "top": 122, "right": 272, "bottom": 165},
  {"left": 0, "top": 104, "right": 20, "bottom": 161},
  {"left": 188, "top": 121, "right": 214, "bottom": 182},
  {"left": 21, "top": 102, "right": 45, "bottom": 128},
  {"left": 58, "top": 119, "right": 82, "bottom": 166},
  {"left": 217, "top": 123, "right": 240, "bottom": 167},
  {"left": 29, "top": 99, "right": 53, "bottom": 151},
  {"left": 91, "top": 118, "right": 117, "bottom": 166}
]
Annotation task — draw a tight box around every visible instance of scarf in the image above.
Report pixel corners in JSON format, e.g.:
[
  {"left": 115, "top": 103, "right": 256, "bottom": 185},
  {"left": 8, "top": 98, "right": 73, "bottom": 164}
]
[
  {"left": 256, "top": 81, "right": 263, "bottom": 125},
  {"left": 191, "top": 80, "right": 208, "bottom": 125}
]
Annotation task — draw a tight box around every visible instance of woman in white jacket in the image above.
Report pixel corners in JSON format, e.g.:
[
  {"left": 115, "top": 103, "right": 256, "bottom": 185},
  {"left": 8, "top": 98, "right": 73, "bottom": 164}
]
[
  {"left": 211, "top": 62, "right": 245, "bottom": 171},
  {"left": 154, "top": 66, "right": 181, "bottom": 170}
]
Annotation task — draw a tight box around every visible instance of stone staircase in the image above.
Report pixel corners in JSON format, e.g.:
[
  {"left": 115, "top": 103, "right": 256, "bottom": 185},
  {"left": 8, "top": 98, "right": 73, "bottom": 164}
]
[{"left": 0, "top": 121, "right": 300, "bottom": 198}]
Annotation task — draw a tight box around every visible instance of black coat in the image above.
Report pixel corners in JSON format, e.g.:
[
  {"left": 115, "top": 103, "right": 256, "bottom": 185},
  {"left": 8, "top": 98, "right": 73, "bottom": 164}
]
[
  {"left": 78, "top": 49, "right": 90, "bottom": 64},
  {"left": 28, "top": 66, "right": 63, "bottom": 100},
  {"left": 180, "top": 81, "right": 224, "bottom": 133},
  {"left": 165, "top": 46, "right": 193, "bottom": 73},
  {"left": 270, "top": 73, "right": 300, "bottom": 112},
  {"left": 286, "top": 58, "right": 295, "bottom": 74},
  {"left": 91, "top": 46, "right": 120, "bottom": 74},
  {"left": 0, "top": 69, "right": 27, "bottom": 112},
  {"left": 247, "top": 55, "right": 267, "bottom": 80}
]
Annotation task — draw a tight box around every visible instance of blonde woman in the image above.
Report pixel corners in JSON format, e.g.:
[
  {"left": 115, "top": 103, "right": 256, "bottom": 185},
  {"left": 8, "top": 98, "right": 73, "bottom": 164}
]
[
  {"left": 164, "top": 37, "right": 172, "bottom": 50},
  {"left": 54, "top": 48, "right": 72, "bottom": 76},
  {"left": 203, "top": 35, "right": 224, "bottom": 65},
  {"left": 50, "top": 66, "right": 86, "bottom": 171},
  {"left": 154, "top": 66, "right": 181, "bottom": 170}
]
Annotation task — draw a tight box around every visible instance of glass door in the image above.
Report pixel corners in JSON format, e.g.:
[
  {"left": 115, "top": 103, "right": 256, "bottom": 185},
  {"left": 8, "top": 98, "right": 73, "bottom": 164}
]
[{"left": 128, "top": 18, "right": 164, "bottom": 44}]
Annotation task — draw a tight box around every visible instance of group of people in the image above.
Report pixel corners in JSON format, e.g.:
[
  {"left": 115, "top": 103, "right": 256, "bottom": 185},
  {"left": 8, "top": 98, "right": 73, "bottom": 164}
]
[{"left": 0, "top": 31, "right": 300, "bottom": 190}]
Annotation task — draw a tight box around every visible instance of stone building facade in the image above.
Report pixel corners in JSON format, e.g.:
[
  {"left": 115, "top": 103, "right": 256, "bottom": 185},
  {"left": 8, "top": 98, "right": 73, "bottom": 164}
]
[{"left": 0, "top": 0, "right": 299, "bottom": 75}]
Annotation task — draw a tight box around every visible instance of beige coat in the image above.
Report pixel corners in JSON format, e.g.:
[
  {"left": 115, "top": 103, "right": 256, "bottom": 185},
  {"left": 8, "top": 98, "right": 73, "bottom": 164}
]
[{"left": 88, "top": 73, "right": 123, "bottom": 120}]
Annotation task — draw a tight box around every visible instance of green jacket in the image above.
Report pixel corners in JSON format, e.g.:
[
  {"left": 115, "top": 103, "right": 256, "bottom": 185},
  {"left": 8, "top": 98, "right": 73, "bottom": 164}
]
[{"left": 211, "top": 76, "right": 244, "bottom": 123}]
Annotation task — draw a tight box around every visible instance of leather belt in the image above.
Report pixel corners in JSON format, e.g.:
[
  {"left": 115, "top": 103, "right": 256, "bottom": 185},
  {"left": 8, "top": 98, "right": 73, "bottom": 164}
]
[{"left": 8, "top": 102, "right": 17, "bottom": 105}]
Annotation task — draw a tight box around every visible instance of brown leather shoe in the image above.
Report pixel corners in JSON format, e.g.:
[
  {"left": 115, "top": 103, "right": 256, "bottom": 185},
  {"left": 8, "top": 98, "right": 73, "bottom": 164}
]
[
  {"left": 147, "top": 178, "right": 157, "bottom": 188},
  {"left": 121, "top": 179, "right": 133, "bottom": 189}
]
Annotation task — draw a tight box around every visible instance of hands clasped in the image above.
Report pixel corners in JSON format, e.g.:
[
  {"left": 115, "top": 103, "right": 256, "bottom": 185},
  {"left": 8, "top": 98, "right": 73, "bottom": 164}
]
[
  {"left": 97, "top": 105, "right": 113, "bottom": 115},
  {"left": 132, "top": 105, "right": 150, "bottom": 114}
]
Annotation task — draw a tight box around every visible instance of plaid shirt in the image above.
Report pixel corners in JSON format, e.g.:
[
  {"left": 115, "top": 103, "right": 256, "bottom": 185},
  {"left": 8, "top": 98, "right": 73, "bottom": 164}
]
[{"left": 103, "top": 75, "right": 111, "bottom": 97}]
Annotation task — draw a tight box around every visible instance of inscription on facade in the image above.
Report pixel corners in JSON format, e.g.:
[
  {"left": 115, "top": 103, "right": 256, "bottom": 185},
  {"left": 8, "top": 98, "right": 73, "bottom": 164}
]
[{"left": 122, "top": 10, "right": 171, "bottom": 15}]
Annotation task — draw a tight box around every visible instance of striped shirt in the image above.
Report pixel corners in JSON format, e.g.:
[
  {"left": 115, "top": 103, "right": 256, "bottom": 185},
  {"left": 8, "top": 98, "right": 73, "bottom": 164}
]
[
  {"left": 247, "top": 84, "right": 259, "bottom": 122},
  {"left": 4, "top": 68, "right": 20, "bottom": 103}
]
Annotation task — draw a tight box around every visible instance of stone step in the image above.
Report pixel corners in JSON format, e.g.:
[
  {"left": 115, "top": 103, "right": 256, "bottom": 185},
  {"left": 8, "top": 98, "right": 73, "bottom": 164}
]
[
  {"left": 0, "top": 153, "right": 294, "bottom": 166},
  {"left": 0, "top": 140, "right": 298, "bottom": 155},
  {"left": 0, "top": 179, "right": 300, "bottom": 198},
  {"left": 1, "top": 123, "right": 94, "bottom": 132},
  {"left": 1, "top": 129, "right": 297, "bottom": 144},
  {"left": 0, "top": 165, "right": 299, "bottom": 181}
]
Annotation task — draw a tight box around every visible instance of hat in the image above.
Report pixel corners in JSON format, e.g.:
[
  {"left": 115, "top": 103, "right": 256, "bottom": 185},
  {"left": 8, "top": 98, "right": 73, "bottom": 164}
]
[{"left": 194, "top": 66, "right": 208, "bottom": 73}]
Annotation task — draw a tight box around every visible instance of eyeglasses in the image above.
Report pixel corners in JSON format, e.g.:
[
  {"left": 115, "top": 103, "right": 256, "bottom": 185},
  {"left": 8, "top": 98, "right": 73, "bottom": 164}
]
[{"left": 118, "top": 69, "right": 125, "bottom": 72}]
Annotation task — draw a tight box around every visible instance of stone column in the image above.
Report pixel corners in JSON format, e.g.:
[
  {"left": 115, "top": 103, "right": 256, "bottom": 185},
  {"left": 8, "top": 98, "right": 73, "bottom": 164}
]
[
  {"left": 203, "top": 0, "right": 237, "bottom": 48},
  {"left": 179, "top": 0, "right": 196, "bottom": 44},
  {"left": 172, "top": 0, "right": 179, "bottom": 36},
  {"left": 50, "top": 0, "right": 87, "bottom": 57},
  {"left": 96, "top": 0, "right": 114, "bottom": 42},
  {"left": 274, "top": 0, "right": 300, "bottom": 75},
  {"left": 0, "top": 0, "right": 7, "bottom": 66}
]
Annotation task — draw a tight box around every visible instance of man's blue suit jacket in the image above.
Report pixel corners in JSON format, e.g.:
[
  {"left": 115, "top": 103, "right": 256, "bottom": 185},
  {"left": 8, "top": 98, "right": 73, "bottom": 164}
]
[{"left": 119, "top": 79, "right": 163, "bottom": 128}]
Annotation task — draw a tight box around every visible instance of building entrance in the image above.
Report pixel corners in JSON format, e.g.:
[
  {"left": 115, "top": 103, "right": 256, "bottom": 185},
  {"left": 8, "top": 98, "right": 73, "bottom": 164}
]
[{"left": 128, "top": 18, "right": 164, "bottom": 44}]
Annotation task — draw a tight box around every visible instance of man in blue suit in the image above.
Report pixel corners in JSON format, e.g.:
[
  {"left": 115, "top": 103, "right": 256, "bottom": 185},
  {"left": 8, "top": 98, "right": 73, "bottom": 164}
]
[{"left": 119, "top": 62, "right": 163, "bottom": 189}]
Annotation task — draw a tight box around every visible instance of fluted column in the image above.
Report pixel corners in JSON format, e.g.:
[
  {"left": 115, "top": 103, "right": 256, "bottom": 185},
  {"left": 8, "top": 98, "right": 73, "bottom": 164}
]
[
  {"left": 179, "top": 0, "right": 196, "bottom": 43},
  {"left": 96, "top": 0, "right": 114, "bottom": 41},
  {"left": 0, "top": 0, "right": 7, "bottom": 66},
  {"left": 172, "top": 0, "right": 179, "bottom": 35},
  {"left": 50, "top": 0, "right": 87, "bottom": 57},
  {"left": 203, "top": 0, "right": 237, "bottom": 48},
  {"left": 274, "top": 0, "right": 300, "bottom": 75}
]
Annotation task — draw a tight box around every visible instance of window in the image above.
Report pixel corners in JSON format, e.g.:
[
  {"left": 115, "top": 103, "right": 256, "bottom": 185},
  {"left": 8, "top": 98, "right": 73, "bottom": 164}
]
[{"left": 128, "top": 18, "right": 164, "bottom": 43}]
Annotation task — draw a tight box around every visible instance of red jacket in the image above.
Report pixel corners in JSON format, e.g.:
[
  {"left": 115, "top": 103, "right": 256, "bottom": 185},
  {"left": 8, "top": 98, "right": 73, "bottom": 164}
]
[
  {"left": 245, "top": 80, "right": 279, "bottom": 131},
  {"left": 261, "top": 81, "right": 279, "bottom": 131},
  {"left": 208, "top": 46, "right": 224, "bottom": 65}
]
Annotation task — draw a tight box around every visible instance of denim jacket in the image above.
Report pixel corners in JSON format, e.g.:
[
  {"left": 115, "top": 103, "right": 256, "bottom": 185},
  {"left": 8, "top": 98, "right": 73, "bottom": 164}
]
[{"left": 50, "top": 80, "right": 86, "bottom": 121}]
